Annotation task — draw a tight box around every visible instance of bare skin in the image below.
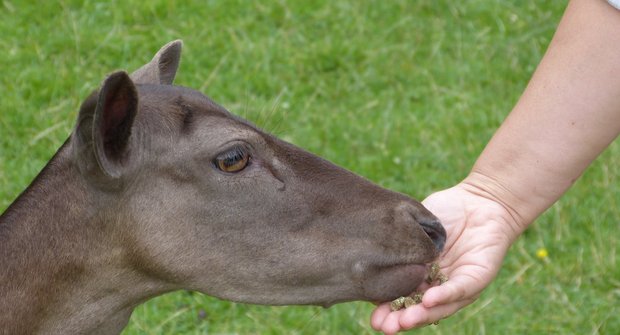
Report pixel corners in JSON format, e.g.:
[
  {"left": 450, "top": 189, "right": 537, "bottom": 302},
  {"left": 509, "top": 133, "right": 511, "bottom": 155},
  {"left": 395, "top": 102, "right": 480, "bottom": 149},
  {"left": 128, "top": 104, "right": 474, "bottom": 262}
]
[{"left": 371, "top": 0, "right": 620, "bottom": 332}]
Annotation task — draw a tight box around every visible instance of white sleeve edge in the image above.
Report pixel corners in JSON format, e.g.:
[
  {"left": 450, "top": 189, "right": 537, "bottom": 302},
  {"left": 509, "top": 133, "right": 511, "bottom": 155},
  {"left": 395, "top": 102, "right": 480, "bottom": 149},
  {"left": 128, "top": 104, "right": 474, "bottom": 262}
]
[{"left": 608, "top": 0, "right": 620, "bottom": 10}]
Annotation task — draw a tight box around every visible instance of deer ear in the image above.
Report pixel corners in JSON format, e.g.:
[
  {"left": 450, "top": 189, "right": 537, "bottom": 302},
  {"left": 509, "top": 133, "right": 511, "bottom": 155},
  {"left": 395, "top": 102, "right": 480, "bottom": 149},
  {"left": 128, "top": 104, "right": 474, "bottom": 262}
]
[
  {"left": 131, "top": 40, "right": 183, "bottom": 85},
  {"left": 74, "top": 71, "right": 138, "bottom": 180},
  {"left": 93, "top": 71, "right": 138, "bottom": 178}
]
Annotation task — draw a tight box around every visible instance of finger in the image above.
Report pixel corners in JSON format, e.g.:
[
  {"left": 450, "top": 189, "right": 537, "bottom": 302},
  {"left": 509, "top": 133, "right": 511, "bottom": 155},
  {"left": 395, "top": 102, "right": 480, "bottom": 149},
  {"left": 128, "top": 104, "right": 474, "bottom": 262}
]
[
  {"left": 380, "top": 309, "right": 405, "bottom": 335},
  {"left": 399, "top": 298, "right": 474, "bottom": 329},
  {"left": 421, "top": 272, "right": 483, "bottom": 308},
  {"left": 370, "top": 303, "right": 392, "bottom": 330},
  {"left": 421, "top": 281, "right": 466, "bottom": 308}
]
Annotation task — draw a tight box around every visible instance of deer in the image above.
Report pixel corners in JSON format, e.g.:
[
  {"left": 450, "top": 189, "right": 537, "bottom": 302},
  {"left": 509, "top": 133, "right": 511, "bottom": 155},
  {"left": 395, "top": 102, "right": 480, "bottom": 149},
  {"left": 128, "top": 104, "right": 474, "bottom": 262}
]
[{"left": 0, "top": 41, "right": 446, "bottom": 335}]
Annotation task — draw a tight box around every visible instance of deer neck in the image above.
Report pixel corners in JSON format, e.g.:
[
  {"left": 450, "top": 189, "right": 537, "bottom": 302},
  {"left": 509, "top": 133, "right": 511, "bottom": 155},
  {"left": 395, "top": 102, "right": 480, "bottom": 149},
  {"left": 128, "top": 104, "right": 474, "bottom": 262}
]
[{"left": 0, "top": 142, "right": 170, "bottom": 335}]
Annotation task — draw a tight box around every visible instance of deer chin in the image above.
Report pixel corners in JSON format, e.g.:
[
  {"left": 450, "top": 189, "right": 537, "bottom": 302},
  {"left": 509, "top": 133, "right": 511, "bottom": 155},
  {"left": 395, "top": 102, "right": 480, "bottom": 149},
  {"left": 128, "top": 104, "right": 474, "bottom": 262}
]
[{"left": 359, "top": 263, "right": 428, "bottom": 302}]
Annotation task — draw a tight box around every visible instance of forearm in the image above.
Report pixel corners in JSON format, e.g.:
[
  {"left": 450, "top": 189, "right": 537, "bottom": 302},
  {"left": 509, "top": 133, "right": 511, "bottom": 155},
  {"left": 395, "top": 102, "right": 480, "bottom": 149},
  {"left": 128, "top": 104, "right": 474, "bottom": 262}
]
[{"left": 464, "top": 0, "right": 620, "bottom": 234}]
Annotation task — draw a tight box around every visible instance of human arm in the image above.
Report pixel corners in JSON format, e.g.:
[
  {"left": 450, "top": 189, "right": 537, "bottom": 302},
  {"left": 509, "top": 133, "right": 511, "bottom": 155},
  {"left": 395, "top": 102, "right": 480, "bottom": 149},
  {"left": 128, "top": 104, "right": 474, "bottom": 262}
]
[
  {"left": 467, "top": 0, "right": 620, "bottom": 230},
  {"left": 371, "top": 0, "right": 620, "bottom": 332}
]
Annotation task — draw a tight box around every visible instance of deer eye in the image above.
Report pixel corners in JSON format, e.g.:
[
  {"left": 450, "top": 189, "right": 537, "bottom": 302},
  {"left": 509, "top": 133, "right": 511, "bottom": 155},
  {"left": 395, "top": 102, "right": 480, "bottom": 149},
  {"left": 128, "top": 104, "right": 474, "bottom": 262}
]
[{"left": 214, "top": 146, "right": 251, "bottom": 173}]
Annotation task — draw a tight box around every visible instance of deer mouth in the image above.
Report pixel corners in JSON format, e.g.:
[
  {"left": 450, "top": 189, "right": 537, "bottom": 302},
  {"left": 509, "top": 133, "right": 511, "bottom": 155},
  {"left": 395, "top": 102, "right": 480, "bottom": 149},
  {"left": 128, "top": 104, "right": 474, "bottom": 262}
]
[{"left": 358, "top": 262, "right": 430, "bottom": 302}]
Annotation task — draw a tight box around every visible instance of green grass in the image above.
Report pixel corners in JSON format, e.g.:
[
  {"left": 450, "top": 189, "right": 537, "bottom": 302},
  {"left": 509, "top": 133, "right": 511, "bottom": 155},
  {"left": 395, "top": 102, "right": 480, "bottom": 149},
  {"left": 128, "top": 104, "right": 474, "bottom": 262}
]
[{"left": 1, "top": 0, "right": 619, "bottom": 334}]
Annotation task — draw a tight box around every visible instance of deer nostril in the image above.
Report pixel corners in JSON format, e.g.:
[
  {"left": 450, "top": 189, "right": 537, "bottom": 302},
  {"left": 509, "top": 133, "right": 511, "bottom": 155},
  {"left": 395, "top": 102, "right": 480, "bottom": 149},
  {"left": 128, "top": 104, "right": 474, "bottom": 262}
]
[
  {"left": 396, "top": 202, "right": 447, "bottom": 252},
  {"left": 419, "top": 219, "right": 446, "bottom": 252}
]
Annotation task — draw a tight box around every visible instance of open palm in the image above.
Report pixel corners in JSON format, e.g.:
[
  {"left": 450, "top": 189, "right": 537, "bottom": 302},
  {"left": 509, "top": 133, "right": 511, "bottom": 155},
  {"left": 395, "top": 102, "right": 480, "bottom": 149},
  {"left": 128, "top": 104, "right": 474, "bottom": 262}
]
[{"left": 370, "top": 184, "right": 521, "bottom": 334}]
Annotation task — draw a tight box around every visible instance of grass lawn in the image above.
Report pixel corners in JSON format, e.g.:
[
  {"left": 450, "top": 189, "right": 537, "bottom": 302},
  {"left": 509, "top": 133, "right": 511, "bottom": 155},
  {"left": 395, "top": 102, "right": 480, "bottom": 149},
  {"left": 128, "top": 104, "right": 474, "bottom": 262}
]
[{"left": 1, "top": 0, "right": 619, "bottom": 334}]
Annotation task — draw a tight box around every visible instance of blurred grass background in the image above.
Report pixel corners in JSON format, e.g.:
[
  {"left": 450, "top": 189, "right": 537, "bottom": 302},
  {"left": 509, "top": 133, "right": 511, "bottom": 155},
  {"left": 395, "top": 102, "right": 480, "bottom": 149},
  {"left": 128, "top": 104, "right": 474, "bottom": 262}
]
[{"left": 1, "top": 0, "right": 619, "bottom": 334}]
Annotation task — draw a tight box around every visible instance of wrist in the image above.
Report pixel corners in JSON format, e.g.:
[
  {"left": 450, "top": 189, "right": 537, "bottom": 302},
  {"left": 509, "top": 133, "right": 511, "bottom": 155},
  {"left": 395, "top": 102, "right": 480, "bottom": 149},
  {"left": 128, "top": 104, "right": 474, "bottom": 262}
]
[{"left": 460, "top": 171, "right": 535, "bottom": 238}]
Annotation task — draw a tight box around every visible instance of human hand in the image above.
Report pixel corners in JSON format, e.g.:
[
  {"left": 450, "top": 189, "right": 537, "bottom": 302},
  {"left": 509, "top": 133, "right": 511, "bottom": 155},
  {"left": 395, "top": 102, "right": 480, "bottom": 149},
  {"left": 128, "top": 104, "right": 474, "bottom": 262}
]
[{"left": 370, "top": 183, "right": 522, "bottom": 333}]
